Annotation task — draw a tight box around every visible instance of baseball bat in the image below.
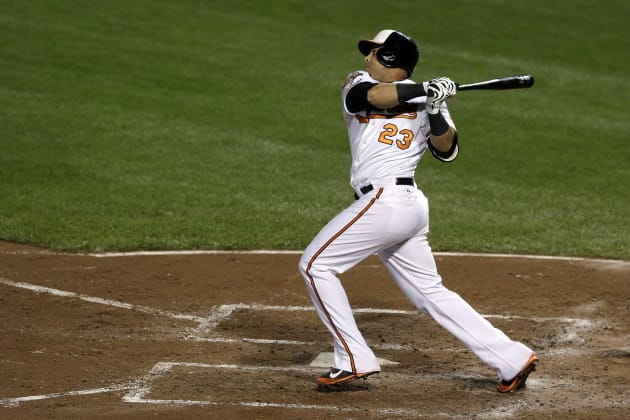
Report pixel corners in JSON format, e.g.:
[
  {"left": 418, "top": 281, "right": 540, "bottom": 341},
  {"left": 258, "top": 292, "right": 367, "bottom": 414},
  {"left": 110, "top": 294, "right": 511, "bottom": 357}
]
[{"left": 455, "top": 75, "right": 534, "bottom": 92}]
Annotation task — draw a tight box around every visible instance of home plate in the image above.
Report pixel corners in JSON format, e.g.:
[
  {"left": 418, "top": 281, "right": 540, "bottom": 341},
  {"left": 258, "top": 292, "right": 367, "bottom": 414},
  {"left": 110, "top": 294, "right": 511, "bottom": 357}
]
[{"left": 309, "top": 352, "right": 399, "bottom": 367}]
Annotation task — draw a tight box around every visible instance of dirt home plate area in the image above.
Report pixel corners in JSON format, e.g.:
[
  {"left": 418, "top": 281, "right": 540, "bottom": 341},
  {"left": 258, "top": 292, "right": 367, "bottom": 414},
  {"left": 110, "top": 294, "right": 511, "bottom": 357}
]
[{"left": 0, "top": 241, "right": 628, "bottom": 418}]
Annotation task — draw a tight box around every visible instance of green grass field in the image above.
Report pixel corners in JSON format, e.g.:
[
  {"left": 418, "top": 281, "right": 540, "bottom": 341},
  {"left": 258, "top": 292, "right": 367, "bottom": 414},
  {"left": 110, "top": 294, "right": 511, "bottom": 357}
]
[{"left": 1, "top": 0, "right": 628, "bottom": 258}]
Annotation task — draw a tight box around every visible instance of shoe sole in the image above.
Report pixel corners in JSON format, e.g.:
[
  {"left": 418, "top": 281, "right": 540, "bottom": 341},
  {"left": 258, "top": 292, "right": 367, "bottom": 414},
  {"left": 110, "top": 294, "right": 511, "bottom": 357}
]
[{"left": 497, "top": 355, "right": 539, "bottom": 393}]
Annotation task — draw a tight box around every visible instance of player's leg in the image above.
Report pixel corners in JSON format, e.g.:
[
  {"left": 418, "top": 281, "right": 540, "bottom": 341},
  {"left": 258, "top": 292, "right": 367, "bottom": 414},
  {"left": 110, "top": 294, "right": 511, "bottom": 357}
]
[
  {"left": 298, "top": 198, "right": 383, "bottom": 374},
  {"left": 377, "top": 202, "right": 533, "bottom": 382},
  {"left": 299, "top": 188, "right": 424, "bottom": 375}
]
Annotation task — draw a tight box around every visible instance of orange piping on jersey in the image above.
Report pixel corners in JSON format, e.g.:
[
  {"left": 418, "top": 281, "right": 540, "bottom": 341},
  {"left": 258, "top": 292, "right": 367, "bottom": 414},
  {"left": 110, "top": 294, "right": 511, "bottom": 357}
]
[
  {"left": 355, "top": 112, "right": 417, "bottom": 123},
  {"left": 305, "top": 187, "right": 383, "bottom": 374}
]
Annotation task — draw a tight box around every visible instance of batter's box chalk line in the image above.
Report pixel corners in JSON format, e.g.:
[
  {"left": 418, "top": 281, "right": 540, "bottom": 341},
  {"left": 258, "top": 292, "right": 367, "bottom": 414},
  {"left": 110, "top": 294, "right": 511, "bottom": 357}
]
[
  {"left": 118, "top": 362, "right": 484, "bottom": 417},
  {"left": 117, "top": 361, "right": 542, "bottom": 417},
  {"left": 0, "top": 384, "right": 132, "bottom": 408},
  {"left": 0, "top": 361, "right": 583, "bottom": 416},
  {"left": 2, "top": 361, "right": 616, "bottom": 418},
  {"left": 0, "top": 277, "right": 598, "bottom": 349}
]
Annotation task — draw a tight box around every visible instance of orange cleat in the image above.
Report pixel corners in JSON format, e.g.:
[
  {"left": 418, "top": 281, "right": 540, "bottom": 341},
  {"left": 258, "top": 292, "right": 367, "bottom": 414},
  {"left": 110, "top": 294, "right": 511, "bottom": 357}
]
[{"left": 497, "top": 354, "right": 539, "bottom": 393}]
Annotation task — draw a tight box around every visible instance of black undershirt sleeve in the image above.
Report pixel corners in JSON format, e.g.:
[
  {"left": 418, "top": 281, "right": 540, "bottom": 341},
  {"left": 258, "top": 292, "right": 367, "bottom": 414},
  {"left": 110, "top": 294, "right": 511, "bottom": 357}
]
[{"left": 345, "top": 82, "right": 376, "bottom": 113}]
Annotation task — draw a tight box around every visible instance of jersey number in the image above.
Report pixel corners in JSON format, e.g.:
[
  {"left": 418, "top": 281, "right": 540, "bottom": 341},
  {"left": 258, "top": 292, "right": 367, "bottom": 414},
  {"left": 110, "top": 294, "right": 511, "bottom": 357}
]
[{"left": 378, "top": 123, "right": 414, "bottom": 150}]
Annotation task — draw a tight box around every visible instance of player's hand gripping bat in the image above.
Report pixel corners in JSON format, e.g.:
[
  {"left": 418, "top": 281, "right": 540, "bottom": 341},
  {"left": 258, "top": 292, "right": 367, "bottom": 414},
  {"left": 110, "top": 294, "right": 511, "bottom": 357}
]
[{"left": 455, "top": 75, "right": 534, "bottom": 92}]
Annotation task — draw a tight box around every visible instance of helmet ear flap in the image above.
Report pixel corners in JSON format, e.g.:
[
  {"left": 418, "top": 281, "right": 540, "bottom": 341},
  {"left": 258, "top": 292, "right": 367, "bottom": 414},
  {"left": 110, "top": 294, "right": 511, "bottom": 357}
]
[
  {"left": 376, "top": 48, "right": 397, "bottom": 67},
  {"left": 376, "top": 48, "right": 411, "bottom": 77}
]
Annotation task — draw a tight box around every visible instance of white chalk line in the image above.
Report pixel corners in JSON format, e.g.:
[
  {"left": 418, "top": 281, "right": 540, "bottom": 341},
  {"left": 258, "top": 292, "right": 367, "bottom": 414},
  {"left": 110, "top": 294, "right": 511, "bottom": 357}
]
[
  {"left": 0, "top": 362, "right": 479, "bottom": 414},
  {"left": 0, "top": 384, "right": 132, "bottom": 408},
  {"left": 3, "top": 244, "right": 626, "bottom": 268},
  {"left": 0, "top": 277, "right": 595, "bottom": 349},
  {"left": 82, "top": 249, "right": 628, "bottom": 265},
  {"left": 5, "top": 245, "right": 627, "bottom": 266},
  {"left": 121, "top": 362, "right": 495, "bottom": 417},
  {"left": 3, "top": 361, "right": 616, "bottom": 417},
  {"left": 0, "top": 362, "right": 447, "bottom": 413},
  {"left": 115, "top": 362, "right": 626, "bottom": 415},
  {"left": 0, "top": 277, "right": 593, "bottom": 347},
  {"left": 0, "top": 278, "right": 205, "bottom": 322}
]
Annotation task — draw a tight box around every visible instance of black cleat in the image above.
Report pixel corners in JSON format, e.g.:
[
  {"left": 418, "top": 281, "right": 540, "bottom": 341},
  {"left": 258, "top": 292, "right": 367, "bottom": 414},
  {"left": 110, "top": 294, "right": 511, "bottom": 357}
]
[{"left": 317, "top": 368, "right": 378, "bottom": 386}]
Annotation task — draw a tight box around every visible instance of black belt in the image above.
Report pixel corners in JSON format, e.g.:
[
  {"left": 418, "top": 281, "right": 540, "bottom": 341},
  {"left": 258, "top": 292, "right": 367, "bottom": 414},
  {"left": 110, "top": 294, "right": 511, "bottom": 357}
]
[{"left": 354, "top": 177, "right": 414, "bottom": 200}]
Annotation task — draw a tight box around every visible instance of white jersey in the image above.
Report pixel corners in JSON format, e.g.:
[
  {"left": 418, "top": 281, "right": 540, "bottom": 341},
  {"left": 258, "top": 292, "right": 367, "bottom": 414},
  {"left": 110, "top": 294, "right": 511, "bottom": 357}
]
[{"left": 342, "top": 70, "right": 457, "bottom": 190}]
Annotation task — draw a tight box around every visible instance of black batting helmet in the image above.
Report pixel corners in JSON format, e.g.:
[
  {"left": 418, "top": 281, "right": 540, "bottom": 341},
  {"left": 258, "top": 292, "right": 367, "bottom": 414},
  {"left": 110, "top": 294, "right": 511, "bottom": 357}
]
[{"left": 358, "top": 29, "right": 419, "bottom": 77}]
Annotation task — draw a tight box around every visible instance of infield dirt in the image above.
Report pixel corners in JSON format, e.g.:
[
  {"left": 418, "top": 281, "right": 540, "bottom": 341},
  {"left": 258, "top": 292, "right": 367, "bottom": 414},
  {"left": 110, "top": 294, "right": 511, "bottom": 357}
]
[{"left": 1, "top": 241, "right": 628, "bottom": 418}]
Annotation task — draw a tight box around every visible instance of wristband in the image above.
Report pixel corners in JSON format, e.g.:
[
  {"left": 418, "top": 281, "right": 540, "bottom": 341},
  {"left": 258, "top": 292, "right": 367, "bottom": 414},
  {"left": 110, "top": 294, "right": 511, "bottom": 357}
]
[
  {"left": 428, "top": 112, "right": 450, "bottom": 136},
  {"left": 396, "top": 83, "right": 426, "bottom": 102}
]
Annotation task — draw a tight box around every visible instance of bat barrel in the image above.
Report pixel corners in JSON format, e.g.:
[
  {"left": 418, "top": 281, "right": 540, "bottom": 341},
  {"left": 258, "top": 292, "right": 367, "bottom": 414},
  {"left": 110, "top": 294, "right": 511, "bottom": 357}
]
[{"left": 456, "top": 75, "right": 534, "bottom": 91}]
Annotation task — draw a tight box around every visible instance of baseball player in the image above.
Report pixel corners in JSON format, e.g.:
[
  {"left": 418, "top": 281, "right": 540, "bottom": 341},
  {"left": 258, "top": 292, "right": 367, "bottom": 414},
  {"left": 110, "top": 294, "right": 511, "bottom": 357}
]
[{"left": 298, "top": 29, "right": 538, "bottom": 392}]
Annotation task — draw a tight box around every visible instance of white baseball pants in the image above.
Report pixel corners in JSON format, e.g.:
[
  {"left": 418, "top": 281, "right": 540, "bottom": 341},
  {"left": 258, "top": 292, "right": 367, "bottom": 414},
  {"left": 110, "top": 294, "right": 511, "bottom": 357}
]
[{"left": 298, "top": 184, "right": 533, "bottom": 381}]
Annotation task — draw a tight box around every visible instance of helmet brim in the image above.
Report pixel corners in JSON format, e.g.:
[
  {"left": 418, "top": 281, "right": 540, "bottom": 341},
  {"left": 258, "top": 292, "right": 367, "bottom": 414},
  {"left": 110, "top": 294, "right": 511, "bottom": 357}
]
[
  {"left": 357, "top": 29, "right": 395, "bottom": 56},
  {"left": 358, "top": 39, "right": 383, "bottom": 56}
]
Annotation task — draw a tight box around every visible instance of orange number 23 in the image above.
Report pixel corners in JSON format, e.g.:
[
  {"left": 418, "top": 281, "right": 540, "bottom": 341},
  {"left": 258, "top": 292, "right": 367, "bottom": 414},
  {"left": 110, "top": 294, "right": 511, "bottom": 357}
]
[{"left": 377, "top": 123, "right": 414, "bottom": 150}]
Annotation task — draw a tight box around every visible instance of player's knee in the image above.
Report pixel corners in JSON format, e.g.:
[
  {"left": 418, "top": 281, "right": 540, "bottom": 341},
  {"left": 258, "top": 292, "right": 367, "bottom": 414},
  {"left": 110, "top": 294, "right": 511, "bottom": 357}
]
[
  {"left": 298, "top": 252, "right": 326, "bottom": 280},
  {"left": 298, "top": 253, "right": 310, "bottom": 278}
]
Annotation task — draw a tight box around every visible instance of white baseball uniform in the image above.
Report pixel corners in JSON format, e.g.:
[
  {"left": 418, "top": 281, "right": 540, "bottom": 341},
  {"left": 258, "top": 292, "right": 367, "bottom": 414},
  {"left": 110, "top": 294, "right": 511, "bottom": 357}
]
[{"left": 299, "top": 70, "right": 533, "bottom": 381}]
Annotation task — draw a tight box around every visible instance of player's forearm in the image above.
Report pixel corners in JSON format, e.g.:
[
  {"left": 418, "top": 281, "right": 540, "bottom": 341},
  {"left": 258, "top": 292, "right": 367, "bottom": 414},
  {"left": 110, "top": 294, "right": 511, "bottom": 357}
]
[
  {"left": 366, "top": 83, "right": 428, "bottom": 109},
  {"left": 366, "top": 84, "right": 400, "bottom": 108},
  {"left": 428, "top": 111, "right": 456, "bottom": 152},
  {"left": 429, "top": 127, "right": 456, "bottom": 153}
]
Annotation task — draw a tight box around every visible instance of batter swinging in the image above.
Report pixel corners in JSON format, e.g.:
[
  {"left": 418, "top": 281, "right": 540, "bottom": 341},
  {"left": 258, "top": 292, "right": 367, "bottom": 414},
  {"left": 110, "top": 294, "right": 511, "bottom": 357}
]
[{"left": 298, "top": 29, "right": 538, "bottom": 392}]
